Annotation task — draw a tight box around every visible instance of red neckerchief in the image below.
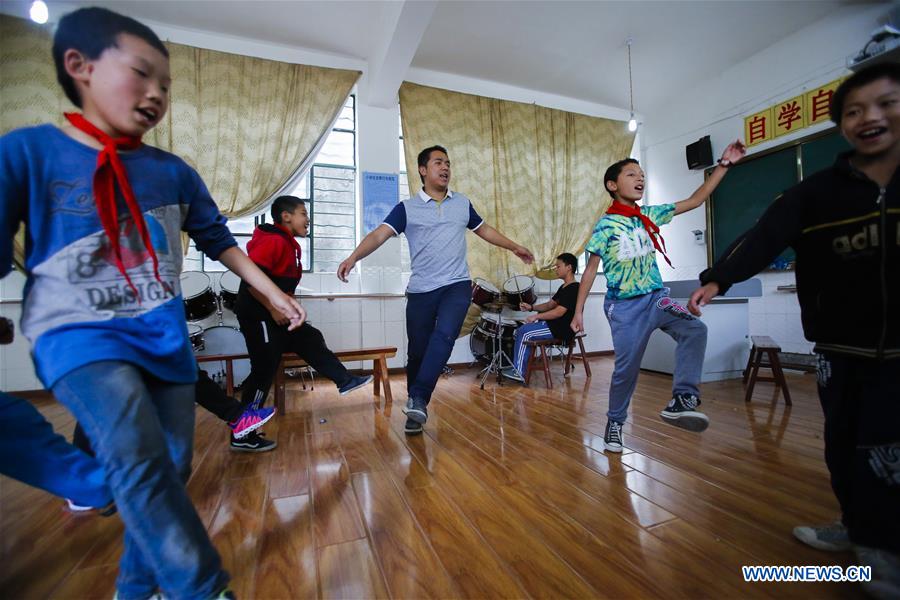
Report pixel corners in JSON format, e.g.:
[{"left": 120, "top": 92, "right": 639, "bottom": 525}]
[
  {"left": 606, "top": 200, "right": 673, "bottom": 267},
  {"left": 64, "top": 113, "right": 166, "bottom": 299}
]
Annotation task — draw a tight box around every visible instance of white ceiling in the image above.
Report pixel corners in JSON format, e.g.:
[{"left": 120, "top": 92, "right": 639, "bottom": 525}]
[
  {"left": 413, "top": 0, "right": 855, "bottom": 112},
  {"left": 3, "top": 0, "right": 863, "bottom": 112}
]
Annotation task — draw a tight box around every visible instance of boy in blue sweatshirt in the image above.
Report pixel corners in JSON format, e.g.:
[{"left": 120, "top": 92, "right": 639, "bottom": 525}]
[{"left": 0, "top": 8, "right": 303, "bottom": 600}]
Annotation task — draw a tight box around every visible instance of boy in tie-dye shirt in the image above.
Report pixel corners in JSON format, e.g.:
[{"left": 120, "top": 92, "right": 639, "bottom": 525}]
[{"left": 572, "top": 142, "right": 745, "bottom": 453}]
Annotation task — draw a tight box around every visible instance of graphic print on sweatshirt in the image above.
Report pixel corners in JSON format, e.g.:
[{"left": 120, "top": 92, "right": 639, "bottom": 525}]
[
  {"left": 584, "top": 203, "right": 675, "bottom": 300},
  {"left": 23, "top": 202, "right": 185, "bottom": 343}
]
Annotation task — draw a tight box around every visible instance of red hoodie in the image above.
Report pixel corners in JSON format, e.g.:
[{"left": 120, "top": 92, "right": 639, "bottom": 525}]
[{"left": 234, "top": 223, "right": 302, "bottom": 319}]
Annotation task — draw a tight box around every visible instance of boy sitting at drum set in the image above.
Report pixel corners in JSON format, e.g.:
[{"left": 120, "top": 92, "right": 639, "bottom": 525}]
[{"left": 502, "top": 253, "right": 580, "bottom": 383}]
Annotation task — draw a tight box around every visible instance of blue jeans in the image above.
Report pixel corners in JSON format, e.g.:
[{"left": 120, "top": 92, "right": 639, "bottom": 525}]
[
  {"left": 605, "top": 289, "right": 707, "bottom": 423},
  {"left": 512, "top": 321, "right": 554, "bottom": 375},
  {"left": 406, "top": 280, "right": 471, "bottom": 404},
  {"left": 52, "top": 361, "right": 228, "bottom": 600},
  {"left": 0, "top": 391, "right": 112, "bottom": 508}
]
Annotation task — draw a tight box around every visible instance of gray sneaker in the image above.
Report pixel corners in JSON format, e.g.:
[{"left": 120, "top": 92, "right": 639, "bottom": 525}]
[
  {"left": 404, "top": 417, "right": 423, "bottom": 436},
  {"left": 339, "top": 374, "right": 374, "bottom": 396},
  {"left": 402, "top": 397, "right": 428, "bottom": 424},
  {"left": 792, "top": 521, "right": 851, "bottom": 551},
  {"left": 501, "top": 367, "right": 525, "bottom": 383},
  {"left": 855, "top": 545, "right": 900, "bottom": 600}
]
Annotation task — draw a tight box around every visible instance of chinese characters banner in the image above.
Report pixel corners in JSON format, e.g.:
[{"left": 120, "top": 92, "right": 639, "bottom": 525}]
[{"left": 744, "top": 77, "right": 843, "bottom": 147}]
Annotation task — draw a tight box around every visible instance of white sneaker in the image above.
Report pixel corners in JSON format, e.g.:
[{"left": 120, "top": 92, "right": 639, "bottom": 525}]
[
  {"left": 66, "top": 498, "right": 94, "bottom": 512},
  {"left": 792, "top": 521, "right": 851, "bottom": 551}
]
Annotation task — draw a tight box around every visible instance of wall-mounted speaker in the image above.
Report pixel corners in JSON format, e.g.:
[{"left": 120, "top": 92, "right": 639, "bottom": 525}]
[{"left": 686, "top": 136, "right": 713, "bottom": 170}]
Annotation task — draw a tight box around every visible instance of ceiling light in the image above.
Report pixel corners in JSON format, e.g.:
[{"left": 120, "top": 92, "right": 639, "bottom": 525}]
[
  {"left": 626, "top": 37, "right": 638, "bottom": 133},
  {"left": 30, "top": 0, "right": 48, "bottom": 24}
]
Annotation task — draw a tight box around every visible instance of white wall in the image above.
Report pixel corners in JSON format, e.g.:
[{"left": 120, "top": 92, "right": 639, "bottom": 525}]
[
  {"left": 640, "top": 4, "right": 889, "bottom": 355},
  {"left": 0, "top": 18, "right": 623, "bottom": 392}
]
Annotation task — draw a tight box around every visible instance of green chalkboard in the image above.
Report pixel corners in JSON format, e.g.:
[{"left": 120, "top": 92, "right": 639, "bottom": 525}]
[
  {"left": 708, "top": 129, "right": 847, "bottom": 267},
  {"left": 801, "top": 131, "right": 852, "bottom": 179}
]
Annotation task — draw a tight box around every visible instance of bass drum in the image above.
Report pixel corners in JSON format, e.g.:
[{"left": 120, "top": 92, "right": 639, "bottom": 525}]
[
  {"left": 193, "top": 325, "right": 251, "bottom": 389},
  {"left": 468, "top": 324, "right": 514, "bottom": 363}
]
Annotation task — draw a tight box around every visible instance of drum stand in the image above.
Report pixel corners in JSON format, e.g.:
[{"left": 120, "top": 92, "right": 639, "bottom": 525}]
[
  {"left": 214, "top": 295, "right": 225, "bottom": 326},
  {"left": 478, "top": 308, "right": 521, "bottom": 390}
]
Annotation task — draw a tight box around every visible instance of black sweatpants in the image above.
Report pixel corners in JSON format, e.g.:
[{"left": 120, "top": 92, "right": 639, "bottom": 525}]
[
  {"left": 817, "top": 352, "right": 900, "bottom": 553},
  {"left": 237, "top": 317, "right": 349, "bottom": 412},
  {"left": 195, "top": 368, "right": 244, "bottom": 423}
]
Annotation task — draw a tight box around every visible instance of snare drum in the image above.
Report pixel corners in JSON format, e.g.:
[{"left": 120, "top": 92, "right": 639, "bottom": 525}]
[
  {"left": 194, "top": 325, "right": 251, "bottom": 388},
  {"left": 187, "top": 323, "right": 205, "bottom": 351},
  {"left": 472, "top": 277, "right": 501, "bottom": 307},
  {"left": 218, "top": 271, "right": 241, "bottom": 312},
  {"left": 181, "top": 271, "right": 218, "bottom": 321},
  {"left": 478, "top": 312, "right": 519, "bottom": 338},
  {"left": 469, "top": 324, "right": 514, "bottom": 363},
  {"left": 503, "top": 275, "right": 537, "bottom": 308}
]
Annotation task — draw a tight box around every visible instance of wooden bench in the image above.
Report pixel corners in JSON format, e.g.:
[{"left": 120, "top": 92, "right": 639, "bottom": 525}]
[
  {"left": 196, "top": 346, "right": 397, "bottom": 416},
  {"left": 524, "top": 333, "right": 591, "bottom": 389},
  {"left": 743, "top": 335, "right": 792, "bottom": 405},
  {"left": 274, "top": 347, "right": 397, "bottom": 415}
]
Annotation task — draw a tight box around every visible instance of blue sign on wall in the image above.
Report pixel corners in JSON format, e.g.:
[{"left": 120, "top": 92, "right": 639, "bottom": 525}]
[{"left": 362, "top": 171, "right": 399, "bottom": 235}]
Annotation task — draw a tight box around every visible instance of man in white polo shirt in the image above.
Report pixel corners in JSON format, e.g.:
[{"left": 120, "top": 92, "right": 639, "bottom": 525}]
[{"left": 338, "top": 145, "right": 533, "bottom": 434}]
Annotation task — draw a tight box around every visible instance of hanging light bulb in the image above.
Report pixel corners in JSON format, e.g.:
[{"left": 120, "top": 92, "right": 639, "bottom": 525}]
[
  {"left": 30, "top": 0, "right": 49, "bottom": 24},
  {"left": 626, "top": 37, "right": 638, "bottom": 132}
]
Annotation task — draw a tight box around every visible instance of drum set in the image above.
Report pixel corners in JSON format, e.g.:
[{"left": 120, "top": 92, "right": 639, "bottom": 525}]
[
  {"left": 470, "top": 274, "right": 538, "bottom": 388},
  {"left": 181, "top": 270, "right": 251, "bottom": 389}
]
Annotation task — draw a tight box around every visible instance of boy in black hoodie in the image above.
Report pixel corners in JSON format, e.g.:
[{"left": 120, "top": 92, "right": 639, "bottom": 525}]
[
  {"left": 233, "top": 196, "right": 372, "bottom": 451},
  {"left": 689, "top": 63, "right": 899, "bottom": 597}
]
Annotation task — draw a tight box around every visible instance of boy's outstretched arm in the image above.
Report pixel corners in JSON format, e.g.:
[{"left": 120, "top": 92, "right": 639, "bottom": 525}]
[
  {"left": 687, "top": 191, "right": 802, "bottom": 316},
  {"left": 474, "top": 223, "right": 534, "bottom": 264},
  {"left": 571, "top": 253, "right": 601, "bottom": 333},
  {"left": 218, "top": 247, "right": 306, "bottom": 330},
  {"left": 673, "top": 140, "right": 746, "bottom": 215}
]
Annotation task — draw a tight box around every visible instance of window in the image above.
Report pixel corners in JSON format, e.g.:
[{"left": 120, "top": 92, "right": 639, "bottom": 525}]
[{"left": 186, "top": 95, "right": 357, "bottom": 274}]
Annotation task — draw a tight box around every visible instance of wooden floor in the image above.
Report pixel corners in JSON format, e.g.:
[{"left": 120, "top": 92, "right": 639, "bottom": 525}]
[{"left": 1, "top": 356, "right": 864, "bottom": 599}]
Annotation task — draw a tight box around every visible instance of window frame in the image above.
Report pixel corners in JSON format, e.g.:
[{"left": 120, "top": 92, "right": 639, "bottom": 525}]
[{"left": 186, "top": 94, "right": 356, "bottom": 274}]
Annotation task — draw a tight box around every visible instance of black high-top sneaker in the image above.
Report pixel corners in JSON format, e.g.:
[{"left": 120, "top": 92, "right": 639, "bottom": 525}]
[{"left": 660, "top": 393, "right": 709, "bottom": 432}]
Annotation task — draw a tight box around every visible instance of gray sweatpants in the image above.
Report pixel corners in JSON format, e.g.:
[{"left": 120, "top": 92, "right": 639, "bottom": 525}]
[{"left": 605, "top": 288, "right": 707, "bottom": 423}]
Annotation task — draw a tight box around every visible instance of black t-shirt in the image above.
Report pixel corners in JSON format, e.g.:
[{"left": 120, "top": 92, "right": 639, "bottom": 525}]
[{"left": 547, "top": 281, "right": 579, "bottom": 341}]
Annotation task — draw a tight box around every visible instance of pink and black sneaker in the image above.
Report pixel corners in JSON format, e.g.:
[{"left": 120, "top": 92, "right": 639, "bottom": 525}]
[{"left": 229, "top": 406, "right": 276, "bottom": 439}]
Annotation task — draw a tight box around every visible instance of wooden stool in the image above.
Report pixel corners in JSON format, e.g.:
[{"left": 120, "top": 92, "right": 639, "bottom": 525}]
[
  {"left": 524, "top": 338, "right": 555, "bottom": 388},
  {"left": 524, "top": 334, "right": 591, "bottom": 389},
  {"left": 743, "top": 335, "right": 792, "bottom": 406},
  {"left": 563, "top": 333, "right": 592, "bottom": 379}
]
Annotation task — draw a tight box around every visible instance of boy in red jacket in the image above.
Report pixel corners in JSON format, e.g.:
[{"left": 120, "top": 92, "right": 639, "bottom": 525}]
[{"left": 233, "top": 196, "right": 372, "bottom": 451}]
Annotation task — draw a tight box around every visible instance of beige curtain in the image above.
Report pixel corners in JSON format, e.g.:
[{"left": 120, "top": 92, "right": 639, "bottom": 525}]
[
  {"left": 399, "top": 82, "right": 634, "bottom": 333},
  {"left": 1, "top": 14, "right": 359, "bottom": 264}
]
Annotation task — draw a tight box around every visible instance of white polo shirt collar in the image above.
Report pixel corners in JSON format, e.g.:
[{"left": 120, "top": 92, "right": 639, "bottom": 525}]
[{"left": 417, "top": 188, "right": 453, "bottom": 203}]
